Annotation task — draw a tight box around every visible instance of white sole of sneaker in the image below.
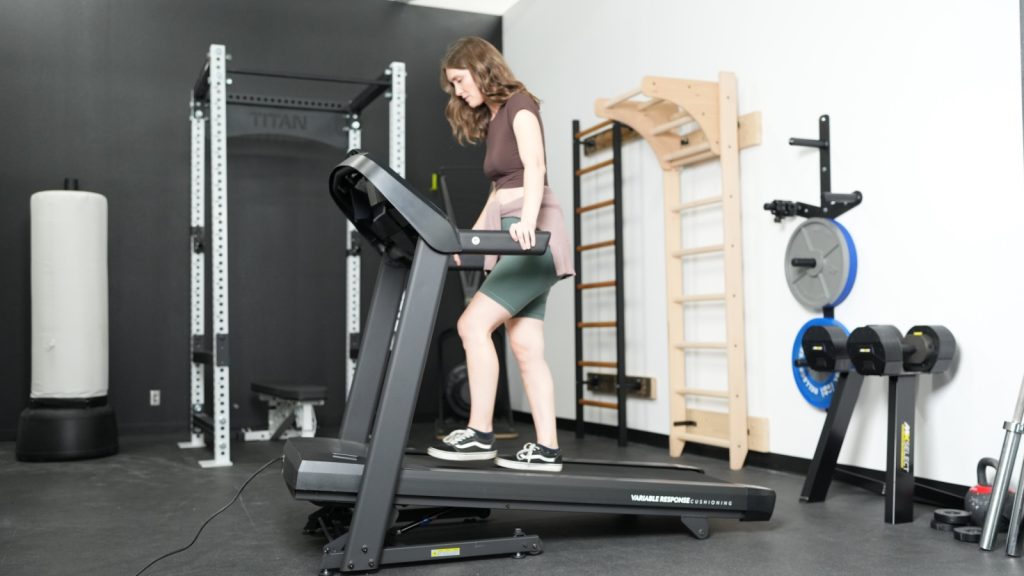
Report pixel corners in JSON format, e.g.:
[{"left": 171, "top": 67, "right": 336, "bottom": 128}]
[
  {"left": 426, "top": 447, "right": 497, "bottom": 461},
  {"left": 494, "top": 457, "right": 562, "bottom": 472}
]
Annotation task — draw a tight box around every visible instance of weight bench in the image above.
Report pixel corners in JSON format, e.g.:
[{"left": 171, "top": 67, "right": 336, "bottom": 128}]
[{"left": 241, "top": 381, "right": 327, "bottom": 441}]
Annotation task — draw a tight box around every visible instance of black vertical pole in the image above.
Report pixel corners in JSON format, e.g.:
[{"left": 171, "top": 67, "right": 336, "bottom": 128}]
[
  {"left": 573, "top": 120, "right": 585, "bottom": 439},
  {"left": 612, "top": 123, "right": 627, "bottom": 447},
  {"left": 885, "top": 374, "right": 917, "bottom": 524},
  {"left": 818, "top": 115, "right": 831, "bottom": 201}
]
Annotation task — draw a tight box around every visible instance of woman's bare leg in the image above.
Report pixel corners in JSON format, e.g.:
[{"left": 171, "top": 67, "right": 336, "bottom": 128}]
[
  {"left": 506, "top": 317, "right": 558, "bottom": 449},
  {"left": 457, "top": 292, "right": 513, "bottom": 433}
]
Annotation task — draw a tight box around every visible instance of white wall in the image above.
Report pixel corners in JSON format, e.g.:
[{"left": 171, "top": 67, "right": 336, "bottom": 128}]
[{"left": 501, "top": 0, "right": 1024, "bottom": 486}]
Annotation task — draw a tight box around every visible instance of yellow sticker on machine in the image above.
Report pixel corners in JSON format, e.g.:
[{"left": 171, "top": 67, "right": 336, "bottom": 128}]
[
  {"left": 431, "top": 547, "right": 461, "bottom": 558},
  {"left": 900, "top": 422, "right": 911, "bottom": 472}
]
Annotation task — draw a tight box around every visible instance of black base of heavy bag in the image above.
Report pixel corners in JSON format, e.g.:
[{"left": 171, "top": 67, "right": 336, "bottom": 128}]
[{"left": 16, "top": 398, "right": 118, "bottom": 461}]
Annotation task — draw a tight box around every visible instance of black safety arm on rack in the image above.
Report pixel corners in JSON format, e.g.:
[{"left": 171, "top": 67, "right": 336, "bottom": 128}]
[{"left": 764, "top": 114, "right": 862, "bottom": 222}]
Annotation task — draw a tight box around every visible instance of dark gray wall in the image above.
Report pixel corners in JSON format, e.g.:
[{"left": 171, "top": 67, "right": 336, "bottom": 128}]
[{"left": 0, "top": 0, "right": 499, "bottom": 439}]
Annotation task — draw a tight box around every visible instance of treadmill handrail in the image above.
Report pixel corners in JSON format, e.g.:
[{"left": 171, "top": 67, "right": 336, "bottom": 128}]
[{"left": 457, "top": 230, "right": 549, "bottom": 256}]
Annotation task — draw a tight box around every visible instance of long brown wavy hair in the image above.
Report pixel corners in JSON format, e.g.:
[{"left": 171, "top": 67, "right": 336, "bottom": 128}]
[{"left": 440, "top": 37, "right": 539, "bottom": 145}]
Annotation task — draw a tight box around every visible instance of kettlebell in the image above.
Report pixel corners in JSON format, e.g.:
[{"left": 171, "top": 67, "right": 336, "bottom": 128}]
[{"left": 965, "top": 457, "right": 1013, "bottom": 529}]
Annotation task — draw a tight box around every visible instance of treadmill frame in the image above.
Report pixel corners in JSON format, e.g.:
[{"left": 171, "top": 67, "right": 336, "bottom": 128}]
[{"left": 284, "top": 153, "right": 774, "bottom": 573}]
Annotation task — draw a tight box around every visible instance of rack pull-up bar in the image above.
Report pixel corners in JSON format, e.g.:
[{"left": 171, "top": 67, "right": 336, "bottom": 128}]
[
  {"left": 192, "top": 60, "right": 394, "bottom": 116},
  {"left": 228, "top": 69, "right": 392, "bottom": 86}
]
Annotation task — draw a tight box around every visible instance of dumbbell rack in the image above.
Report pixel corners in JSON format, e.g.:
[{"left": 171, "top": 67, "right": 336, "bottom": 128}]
[
  {"left": 801, "top": 359, "right": 919, "bottom": 523},
  {"left": 800, "top": 324, "right": 956, "bottom": 524}
]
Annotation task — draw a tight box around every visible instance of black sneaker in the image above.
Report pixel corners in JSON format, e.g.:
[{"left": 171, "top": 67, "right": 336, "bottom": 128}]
[
  {"left": 426, "top": 428, "right": 497, "bottom": 461},
  {"left": 495, "top": 442, "right": 562, "bottom": 472}
]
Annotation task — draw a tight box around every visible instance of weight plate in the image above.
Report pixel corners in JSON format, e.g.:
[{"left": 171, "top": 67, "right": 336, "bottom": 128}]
[
  {"left": 929, "top": 519, "right": 955, "bottom": 532},
  {"left": 830, "top": 219, "right": 858, "bottom": 307},
  {"left": 444, "top": 363, "right": 471, "bottom": 419},
  {"left": 933, "top": 508, "right": 971, "bottom": 526},
  {"left": 784, "top": 218, "right": 858, "bottom": 309},
  {"left": 792, "top": 317, "right": 849, "bottom": 409},
  {"left": 952, "top": 526, "right": 982, "bottom": 543}
]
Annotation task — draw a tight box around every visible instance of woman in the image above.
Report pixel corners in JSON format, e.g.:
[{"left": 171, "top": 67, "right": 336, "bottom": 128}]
[{"left": 426, "top": 37, "right": 574, "bottom": 472}]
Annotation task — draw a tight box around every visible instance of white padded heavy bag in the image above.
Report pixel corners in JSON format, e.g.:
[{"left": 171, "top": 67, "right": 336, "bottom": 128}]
[{"left": 31, "top": 191, "right": 109, "bottom": 399}]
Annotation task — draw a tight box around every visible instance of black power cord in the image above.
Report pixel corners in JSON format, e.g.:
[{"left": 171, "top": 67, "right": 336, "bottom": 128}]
[{"left": 133, "top": 456, "right": 284, "bottom": 576}]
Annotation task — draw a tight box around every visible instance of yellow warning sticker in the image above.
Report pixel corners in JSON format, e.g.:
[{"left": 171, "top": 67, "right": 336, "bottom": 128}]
[
  {"left": 900, "top": 422, "right": 911, "bottom": 472},
  {"left": 431, "top": 547, "right": 461, "bottom": 558}
]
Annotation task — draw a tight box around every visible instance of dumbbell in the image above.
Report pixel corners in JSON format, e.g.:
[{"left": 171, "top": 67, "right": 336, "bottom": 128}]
[
  {"left": 847, "top": 325, "right": 956, "bottom": 375},
  {"left": 801, "top": 324, "right": 850, "bottom": 373}
]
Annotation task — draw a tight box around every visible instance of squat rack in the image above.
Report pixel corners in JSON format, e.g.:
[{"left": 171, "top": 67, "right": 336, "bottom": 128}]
[{"left": 181, "top": 43, "right": 405, "bottom": 467}]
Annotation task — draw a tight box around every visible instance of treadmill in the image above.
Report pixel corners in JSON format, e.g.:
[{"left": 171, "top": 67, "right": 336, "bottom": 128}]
[{"left": 283, "top": 151, "right": 776, "bottom": 573}]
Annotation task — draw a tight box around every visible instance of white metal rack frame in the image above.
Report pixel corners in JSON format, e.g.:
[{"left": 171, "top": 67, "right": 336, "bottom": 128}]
[{"left": 181, "top": 44, "right": 405, "bottom": 467}]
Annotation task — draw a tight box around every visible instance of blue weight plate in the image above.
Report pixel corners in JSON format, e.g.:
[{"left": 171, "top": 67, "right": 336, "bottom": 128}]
[
  {"left": 829, "top": 219, "right": 857, "bottom": 307},
  {"left": 792, "top": 317, "right": 849, "bottom": 409}
]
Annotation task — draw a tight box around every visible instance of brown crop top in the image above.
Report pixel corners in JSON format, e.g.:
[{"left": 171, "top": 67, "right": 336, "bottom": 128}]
[{"left": 483, "top": 92, "right": 548, "bottom": 191}]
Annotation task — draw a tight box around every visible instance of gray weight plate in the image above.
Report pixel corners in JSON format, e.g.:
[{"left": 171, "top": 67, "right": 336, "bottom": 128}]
[{"left": 784, "top": 218, "right": 853, "bottom": 309}]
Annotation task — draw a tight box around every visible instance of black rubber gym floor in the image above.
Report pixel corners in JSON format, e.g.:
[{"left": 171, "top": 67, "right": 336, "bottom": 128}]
[{"left": 0, "top": 425, "right": 1015, "bottom": 576}]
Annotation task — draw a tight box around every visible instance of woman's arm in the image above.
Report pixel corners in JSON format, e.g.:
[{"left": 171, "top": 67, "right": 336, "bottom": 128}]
[{"left": 509, "top": 108, "right": 546, "bottom": 249}]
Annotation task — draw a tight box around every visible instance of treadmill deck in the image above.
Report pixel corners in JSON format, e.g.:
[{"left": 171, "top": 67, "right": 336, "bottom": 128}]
[{"left": 284, "top": 437, "right": 774, "bottom": 521}]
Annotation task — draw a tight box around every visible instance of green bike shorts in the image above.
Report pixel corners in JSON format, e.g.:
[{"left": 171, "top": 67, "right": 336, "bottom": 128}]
[{"left": 477, "top": 217, "right": 560, "bottom": 320}]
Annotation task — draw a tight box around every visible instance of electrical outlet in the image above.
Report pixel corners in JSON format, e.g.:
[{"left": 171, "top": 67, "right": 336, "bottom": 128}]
[{"left": 150, "top": 390, "right": 161, "bottom": 407}]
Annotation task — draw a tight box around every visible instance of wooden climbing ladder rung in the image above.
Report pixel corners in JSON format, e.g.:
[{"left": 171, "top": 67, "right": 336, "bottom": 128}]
[
  {"left": 576, "top": 280, "right": 616, "bottom": 290},
  {"left": 675, "top": 342, "right": 728, "bottom": 350},
  {"left": 574, "top": 119, "right": 613, "bottom": 140},
  {"left": 593, "top": 72, "right": 755, "bottom": 470},
  {"left": 664, "top": 141, "right": 712, "bottom": 163},
  {"left": 669, "top": 151, "right": 719, "bottom": 169},
  {"left": 577, "top": 360, "right": 618, "bottom": 368},
  {"left": 671, "top": 196, "right": 723, "bottom": 213},
  {"left": 673, "top": 244, "right": 724, "bottom": 258},
  {"left": 605, "top": 87, "right": 642, "bottom": 108},
  {"left": 637, "top": 98, "right": 663, "bottom": 110},
  {"left": 676, "top": 431, "right": 730, "bottom": 449},
  {"left": 576, "top": 158, "right": 614, "bottom": 176},
  {"left": 578, "top": 399, "right": 619, "bottom": 410},
  {"left": 652, "top": 115, "right": 694, "bottom": 135},
  {"left": 577, "top": 239, "right": 615, "bottom": 252},
  {"left": 576, "top": 199, "right": 615, "bottom": 214},
  {"left": 573, "top": 120, "right": 629, "bottom": 447},
  {"left": 677, "top": 388, "right": 730, "bottom": 399},
  {"left": 576, "top": 321, "right": 617, "bottom": 328},
  {"left": 674, "top": 293, "right": 727, "bottom": 304}
]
